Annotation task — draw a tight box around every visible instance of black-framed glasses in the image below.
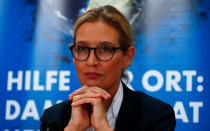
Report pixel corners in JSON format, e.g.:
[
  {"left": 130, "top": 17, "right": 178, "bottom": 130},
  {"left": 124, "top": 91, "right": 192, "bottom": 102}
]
[{"left": 69, "top": 44, "right": 129, "bottom": 61}]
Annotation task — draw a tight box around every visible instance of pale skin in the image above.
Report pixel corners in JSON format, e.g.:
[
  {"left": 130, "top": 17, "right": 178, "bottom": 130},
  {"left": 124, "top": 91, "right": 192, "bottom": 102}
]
[{"left": 64, "top": 21, "right": 135, "bottom": 131}]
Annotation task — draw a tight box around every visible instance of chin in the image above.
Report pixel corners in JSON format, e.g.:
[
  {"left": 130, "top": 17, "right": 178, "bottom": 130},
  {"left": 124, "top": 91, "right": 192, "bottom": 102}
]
[
  {"left": 80, "top": 76, "right": 103, "bottom": 85},
  {"left": 81, "top": 80, "right": 101, "bottom": 87},
  {"left": 86, "top": 82, "right": 101, "bottom": 87}
]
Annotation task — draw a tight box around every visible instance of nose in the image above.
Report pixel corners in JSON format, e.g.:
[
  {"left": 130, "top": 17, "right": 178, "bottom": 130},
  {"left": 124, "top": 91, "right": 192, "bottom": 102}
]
[{"left": 86, "top": 50, "right": 99, "bottom": 66}]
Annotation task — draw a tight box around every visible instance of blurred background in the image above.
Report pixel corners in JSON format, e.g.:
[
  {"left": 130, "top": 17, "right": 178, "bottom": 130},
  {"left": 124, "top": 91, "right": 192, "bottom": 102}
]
[{"left": 0, "top": 0, "right": 209, "bottom": 130}]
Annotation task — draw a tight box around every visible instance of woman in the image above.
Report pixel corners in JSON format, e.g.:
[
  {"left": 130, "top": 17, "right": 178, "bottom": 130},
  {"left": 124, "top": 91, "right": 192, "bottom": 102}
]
[{"left": 40, "top": 5, "right": 176, "bottom": 131}]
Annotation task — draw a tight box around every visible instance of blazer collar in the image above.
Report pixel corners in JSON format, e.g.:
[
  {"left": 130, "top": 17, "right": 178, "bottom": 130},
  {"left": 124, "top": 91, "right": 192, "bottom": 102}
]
[{"left": 115, "top": 82, "right": 139, "bottom": 131}]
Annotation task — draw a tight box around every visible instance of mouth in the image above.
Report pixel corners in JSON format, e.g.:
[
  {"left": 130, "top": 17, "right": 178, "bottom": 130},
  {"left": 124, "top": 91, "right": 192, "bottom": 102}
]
[{"left": 85, "top": 72, "right": 102, "bottom": 79}]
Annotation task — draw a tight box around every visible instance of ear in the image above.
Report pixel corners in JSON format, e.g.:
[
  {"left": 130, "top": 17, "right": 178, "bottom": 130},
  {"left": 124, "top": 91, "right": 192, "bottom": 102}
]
[{"left": 123, "top": 46, "right": 135, "bottom": 69}]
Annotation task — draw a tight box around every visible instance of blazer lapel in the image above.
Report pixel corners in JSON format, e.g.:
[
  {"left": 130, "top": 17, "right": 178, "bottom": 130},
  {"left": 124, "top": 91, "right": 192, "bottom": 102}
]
[{"left": 115, "top": 83, "right": 139, "bottom": 131}]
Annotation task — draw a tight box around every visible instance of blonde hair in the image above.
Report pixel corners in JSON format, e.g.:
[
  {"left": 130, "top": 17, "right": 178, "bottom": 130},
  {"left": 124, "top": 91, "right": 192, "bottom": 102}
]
[{"left": 73, "top": 5, "right": 133, "bottom": 47}]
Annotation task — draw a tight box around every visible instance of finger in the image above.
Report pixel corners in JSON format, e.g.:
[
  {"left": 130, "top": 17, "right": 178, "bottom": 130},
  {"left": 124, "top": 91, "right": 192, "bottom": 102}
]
[
  {"left": 70, "top": 86, "right": 111, "bottom": 100},
  {"left": 87, "top": 86, "right": 111, "bottom": 98},
  {"left": 72, "top": 93, "right": 102, "bottom": 102},
  {"left": 72, "top": 89, "right": 110, "bottom": 103},
  {"left": 69, "top": 86, "right": 87, "bottom": 100},
  {"left": 84, "top": 86, "right": 111, "bottom": 99},
  {"left": 71, "top": 97, "right": 103, "bottom": 107}
]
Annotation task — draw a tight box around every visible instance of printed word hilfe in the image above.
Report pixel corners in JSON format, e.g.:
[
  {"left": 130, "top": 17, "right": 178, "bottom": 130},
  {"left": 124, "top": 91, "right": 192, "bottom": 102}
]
[{"left": 7, "top": 70, "right": 71, "bottom": 91}]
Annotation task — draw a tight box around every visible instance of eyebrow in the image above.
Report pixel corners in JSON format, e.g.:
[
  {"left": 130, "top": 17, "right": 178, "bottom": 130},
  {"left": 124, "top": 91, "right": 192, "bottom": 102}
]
[
  {"left": 74, "top": 41, "right": 116, "bottom": 46},
  {"left": 74, "top": 41, "right": 87, "bottom": 45}
]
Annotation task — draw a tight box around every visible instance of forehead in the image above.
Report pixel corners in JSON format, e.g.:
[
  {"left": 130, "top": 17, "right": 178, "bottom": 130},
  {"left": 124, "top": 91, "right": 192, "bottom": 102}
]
[{"left": 75, "top": 21, "right": 120, "bottom": 46}]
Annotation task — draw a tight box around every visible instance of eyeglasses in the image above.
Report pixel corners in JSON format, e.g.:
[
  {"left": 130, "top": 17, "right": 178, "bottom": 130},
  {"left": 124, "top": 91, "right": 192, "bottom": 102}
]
[{"left": 69, "top": 44, "right": 129, "bottom": 61}]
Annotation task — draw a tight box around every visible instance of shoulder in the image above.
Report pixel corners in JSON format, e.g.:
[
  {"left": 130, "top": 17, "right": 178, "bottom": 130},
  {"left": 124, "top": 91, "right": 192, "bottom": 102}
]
[
  {"left": 134, "top": 90, "right": 173, "bottom": 112},
  {"left": 136, "top": 91, "right": 176, "bottom": 130},
  {"left": 42, "top": 100, "right": 71, "bottom": 120},
  {"left": 121, "top": 86, "right": 176, "bottom": 130},
  {"left": 123, "top": 85, "right": 173, "bottom": 112},
  {"left": 40, "top": 100, "right": 72, "bottom": 130},
  {"left": 44, "top": 100, "right": 71, "bottom": 114}
]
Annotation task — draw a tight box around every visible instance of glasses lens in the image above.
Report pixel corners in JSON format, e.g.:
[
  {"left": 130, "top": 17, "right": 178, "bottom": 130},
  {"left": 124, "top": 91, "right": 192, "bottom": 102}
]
[
  {"left": 73, "top": 45, "right": 89, "bottom": 60},
  {"left": 96, "top": 46, "right": 114, "bottom": 61}
]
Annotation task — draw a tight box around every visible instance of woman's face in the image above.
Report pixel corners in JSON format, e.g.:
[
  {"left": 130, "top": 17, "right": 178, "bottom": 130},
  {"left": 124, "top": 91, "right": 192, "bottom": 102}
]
[{"left": 74, "top": 21, "right": 132, "bottom": 94}]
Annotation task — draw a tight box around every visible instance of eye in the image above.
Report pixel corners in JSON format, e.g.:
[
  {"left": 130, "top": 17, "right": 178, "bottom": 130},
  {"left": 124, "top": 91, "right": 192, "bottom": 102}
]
[
  {"left": 76, "top": 45, "right": 88, "bottom": 52},
  {"left": 100, "top": 46, "right": 112, "bottom": 53}
]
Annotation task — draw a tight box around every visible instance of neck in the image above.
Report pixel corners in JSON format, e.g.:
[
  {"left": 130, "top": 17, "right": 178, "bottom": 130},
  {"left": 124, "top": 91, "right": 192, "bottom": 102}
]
[{"left": 104, "top": 80, "right": 121, "bottom": 110}]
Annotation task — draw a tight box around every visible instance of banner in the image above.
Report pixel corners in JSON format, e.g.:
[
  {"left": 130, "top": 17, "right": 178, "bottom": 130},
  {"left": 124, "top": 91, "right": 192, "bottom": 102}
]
[{"left": 0, "top": 0, "right": 209, "bottom": 130}]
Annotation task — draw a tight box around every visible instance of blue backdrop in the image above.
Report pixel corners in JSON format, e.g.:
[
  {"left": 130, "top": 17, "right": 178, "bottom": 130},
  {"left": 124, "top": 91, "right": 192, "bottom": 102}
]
[{"left": 0, "top": 0, "right": 209, "bottom": 130}]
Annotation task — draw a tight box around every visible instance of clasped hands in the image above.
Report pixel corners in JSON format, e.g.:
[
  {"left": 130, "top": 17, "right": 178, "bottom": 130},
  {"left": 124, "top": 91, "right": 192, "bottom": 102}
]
[{"left": 64, "top": 86, "right": 113, "bottom": 131}]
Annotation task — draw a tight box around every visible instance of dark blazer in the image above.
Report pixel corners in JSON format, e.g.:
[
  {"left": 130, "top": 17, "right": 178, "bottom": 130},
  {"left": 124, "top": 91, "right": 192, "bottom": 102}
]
[{"left": 40, "top": 83, "right": 176, "bottom": 131}]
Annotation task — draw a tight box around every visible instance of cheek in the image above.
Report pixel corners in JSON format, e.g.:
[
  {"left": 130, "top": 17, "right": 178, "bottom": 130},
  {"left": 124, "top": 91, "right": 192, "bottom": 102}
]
[
  {"left": 74, "top": 61, "right": 83, "bottom": 75},
  {"left": 103, "top": 57, "right": 124, "bottom": 76}
]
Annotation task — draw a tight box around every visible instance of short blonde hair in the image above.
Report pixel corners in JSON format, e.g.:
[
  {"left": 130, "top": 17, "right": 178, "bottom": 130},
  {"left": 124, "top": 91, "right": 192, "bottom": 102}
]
[{"left": 73, "top": 5, "right": 134, "bottom": 48}]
